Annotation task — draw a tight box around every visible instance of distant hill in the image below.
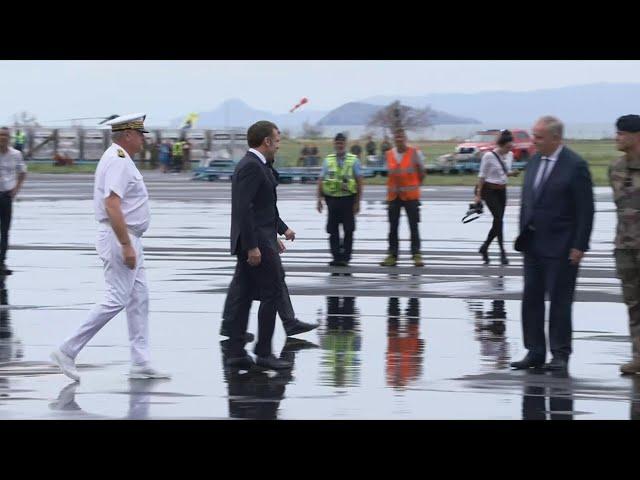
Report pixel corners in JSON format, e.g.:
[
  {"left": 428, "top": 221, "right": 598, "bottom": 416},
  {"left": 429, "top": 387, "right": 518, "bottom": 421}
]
[
  {"left": 317, "top": 102, "right": 480, "bottom": 126},
  {"left": 166, "top": 82, "right": 639, "bottom": 132},
  {"left": 361, "top": 83, "right": 640, "bottom": 124},
  {"left": 169, "top": 99, "right": 328, "bottom": 130}
]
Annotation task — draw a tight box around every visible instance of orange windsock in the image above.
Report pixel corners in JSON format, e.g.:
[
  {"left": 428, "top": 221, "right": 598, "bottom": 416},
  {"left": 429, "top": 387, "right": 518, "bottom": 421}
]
[{"left": 289, "top": 97, "right": 309, "bottom": 113}]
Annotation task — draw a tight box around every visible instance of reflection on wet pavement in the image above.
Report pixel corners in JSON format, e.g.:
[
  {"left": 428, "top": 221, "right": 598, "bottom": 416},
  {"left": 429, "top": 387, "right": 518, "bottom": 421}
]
[
  {"left": 386, "top": 298, "right": 424, "bottom": 390},
  {"left": 221, "top": 338, "right": 317, "bottom": 420},
  {"left": 0, "top": 178, "right": 637, "bottom": 419},
  {"left": 632, "top": 376, "right": 640, "bottom": 421},
  {"left": 466, "top": 276, "right": 511, "bottom": 371},
  {"left": 522, "top": 382, "right": 575, "bottom": 420},
  {"left": 0, "top": 283, "right": 23, "bottom": 366},
  {"left": 318, "top": 297, "right": 361, "bottom": 389}
]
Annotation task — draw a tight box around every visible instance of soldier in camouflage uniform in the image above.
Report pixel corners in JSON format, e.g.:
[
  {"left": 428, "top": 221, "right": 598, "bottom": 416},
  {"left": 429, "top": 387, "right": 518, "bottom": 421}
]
[{"left": 611, "top": 115, "right": 640, "bottom": 374}]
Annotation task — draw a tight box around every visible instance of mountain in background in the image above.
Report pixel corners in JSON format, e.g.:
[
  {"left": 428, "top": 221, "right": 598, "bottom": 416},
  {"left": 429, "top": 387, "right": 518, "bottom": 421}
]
[
  {"left": 169, "top": 99, "right": 328, "bottom": 130},
  {"left": 316, "top": 102, "right": 479, "bottom": 126},
  {"left": 361, "top": 83, "right": 640, "bottom": 124},
  {"left": 168, "top": 83, "right": 640, "bottom": 131}
]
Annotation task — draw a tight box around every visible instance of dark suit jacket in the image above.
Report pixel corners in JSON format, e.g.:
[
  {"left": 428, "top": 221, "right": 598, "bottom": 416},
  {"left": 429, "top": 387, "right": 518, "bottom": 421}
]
[
  {"left": 519, "top": 146, "right": 594, "bottom": 258},
  {"left": 230, "top": 151, "right": 288, "bottom": 255}
]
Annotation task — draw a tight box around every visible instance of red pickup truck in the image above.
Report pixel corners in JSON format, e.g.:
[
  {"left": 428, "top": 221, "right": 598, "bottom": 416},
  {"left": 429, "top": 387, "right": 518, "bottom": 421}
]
[{"left": 455, "top": 129, "right": 536, "bottom": 162}]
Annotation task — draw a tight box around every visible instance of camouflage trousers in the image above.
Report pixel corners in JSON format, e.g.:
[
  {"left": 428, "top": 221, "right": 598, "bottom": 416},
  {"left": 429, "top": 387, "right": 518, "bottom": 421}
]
[{"left": 615, "top": 249, "right": 640, "bottom": 356}]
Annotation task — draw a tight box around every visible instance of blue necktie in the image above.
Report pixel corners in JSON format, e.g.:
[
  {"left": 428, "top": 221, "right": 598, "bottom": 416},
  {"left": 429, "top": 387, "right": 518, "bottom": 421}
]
[{"left": 535, "top": 158, "right": 551, "bottom": 196}]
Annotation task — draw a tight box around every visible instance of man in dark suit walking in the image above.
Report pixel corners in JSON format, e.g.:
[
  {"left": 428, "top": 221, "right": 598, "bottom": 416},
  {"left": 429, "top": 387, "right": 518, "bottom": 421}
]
[
  {"left": 224, "top": 121, "right": 294, "bottom": 370},
  {"left": 220, "top": 162, "right": 319, "bottom": 339},
  {"left": 511, "top": 116, "right": 594, "bottom": 374}
]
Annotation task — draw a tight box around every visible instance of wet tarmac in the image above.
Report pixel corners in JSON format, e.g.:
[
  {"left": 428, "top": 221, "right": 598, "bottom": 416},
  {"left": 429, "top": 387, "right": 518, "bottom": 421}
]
[{"left": 0, "top": 172, "right": 637, "bottom": 420}]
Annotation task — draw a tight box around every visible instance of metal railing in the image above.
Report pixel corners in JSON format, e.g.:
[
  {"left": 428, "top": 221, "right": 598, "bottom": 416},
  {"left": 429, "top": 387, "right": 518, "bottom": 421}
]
[{"left": 10, "top": 126, "right": 248, "bottom": 165}]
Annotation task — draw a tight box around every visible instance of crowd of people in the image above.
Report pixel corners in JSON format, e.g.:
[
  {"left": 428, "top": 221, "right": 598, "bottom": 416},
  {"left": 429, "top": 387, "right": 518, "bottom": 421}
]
[
  {"left": 143, "top": 138, "right": 192, "bottom": 173},
  {"left": 299, "top": 135, "right": 394, "bottom": 167},
  {"left": 0, "top": 112, "right": 635, "bottom": 387}
]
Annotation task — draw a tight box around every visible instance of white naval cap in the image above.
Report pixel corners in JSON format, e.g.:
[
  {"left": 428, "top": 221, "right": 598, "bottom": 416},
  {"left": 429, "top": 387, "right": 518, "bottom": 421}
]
[{"left": 102, "top": 113, "right": 149, "bottom": 133}]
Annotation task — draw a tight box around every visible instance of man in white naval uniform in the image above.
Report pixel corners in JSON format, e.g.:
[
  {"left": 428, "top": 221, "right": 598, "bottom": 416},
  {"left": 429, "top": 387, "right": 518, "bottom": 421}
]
[{"left": 50, "top": 113, "right": 170, "bottom": 381}]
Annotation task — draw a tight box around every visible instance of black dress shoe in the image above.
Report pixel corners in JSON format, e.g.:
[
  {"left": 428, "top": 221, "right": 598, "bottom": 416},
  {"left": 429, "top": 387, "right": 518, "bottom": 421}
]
[
  {"left": 510, "top": 354, "right": 545, "bottom": 370},
  {"left": 544, "top": 357, "right": 568, "bottom": 372},
  {"left": 224, "top": 354, "right": 255, "bottom": 369},
  {"left": 219, "top": 327, "right": 255, "bottom": 343},
  {"left": 255, "top": 355, "right": 293, "bottom": 370},
  {"left": 285, "top": 319, "right": 319, "bottom": 337},
  {"left": 500, "top": 253, "right": 509, "bottom": 265}
]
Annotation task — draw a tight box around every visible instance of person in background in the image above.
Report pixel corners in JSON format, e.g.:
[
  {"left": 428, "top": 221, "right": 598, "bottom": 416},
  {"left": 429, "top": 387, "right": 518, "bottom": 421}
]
[
  {"left": 50, "top": 114, "right": 170, "bottom": 382},
  {"left": 380, "top": 128, "right": 426, "bottom": 268},
  {"left": 380, "top": 136, "right": 392, "bottom": 162},
  {"left": 13, "top": 129, "right": 26, "bottom": 152},
  {"left": 182, "top": 139, "right": 192, "bottom": 171},
  {"left": 510, "top": 116, "right": 594, "bottom": 374},
  {"left": 158, "top": 141, "right": 171, "bottom": 173},
  {"left": 610, "top": 114, "right": 640, "bottom": 375},
  {"left": 0, "top": 127, "right": 27, "bottom": 275},
  {"left": 474, "top": 129, "right": 520, "bottom": 266},
  {"left": 349, "top": 140, "right": 362, "bottom": 161},
  {"left": 317, "top": 133, "right": 363, "bottom": 267}
]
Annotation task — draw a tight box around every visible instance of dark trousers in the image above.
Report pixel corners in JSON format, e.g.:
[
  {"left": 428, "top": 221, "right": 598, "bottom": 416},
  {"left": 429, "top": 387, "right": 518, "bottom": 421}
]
[
  {"left": 225, "top": 243, "right": 283, "bottom": 357},
  {"left": 481, "top": 187, "right": 506, "bottom": 252},
  {"left": 522, "top": 251, "right": 579, "bottom": 360},
  {"left": 326, "top": 195, "right": 356, "bottom": 262},
  {"left": 221, "top": 340, "right": 295, "bottom": 420},
  {"left": 326, "top": 296, "right": 357, "bottom": 330},
  {"left": 522, "top": 385, "right": 574, "bottom": 420},
  {"left": 173, "top": 155, "right": 183, "bottom": 172},
  {"left": 614, "top": 249, "right": 640, "bottom": 356},
  {"left": 0, "top": 192, "right": 12, "bottom": 264},
  {"left": 221, "top": 263, "right": 296, "bottom": 332},
  {"left": 387, "top": 198, "right": 421, "bottom": 256}
]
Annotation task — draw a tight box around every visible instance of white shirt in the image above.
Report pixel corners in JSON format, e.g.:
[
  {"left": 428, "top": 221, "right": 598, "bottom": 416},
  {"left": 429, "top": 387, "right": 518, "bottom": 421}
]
[
  {"left": 478, "top": 149, "right": 513, "bottom": 184},
  {"left": 0, "top": 147, "right": 27, "bottom": 192},
  {"left": 533, "top": 144, "right": 563, "bottom": 190},
  {"left": 94, "top": 143, "right": 150, "bottom": 235},
  {"left": 248, "top": 148, "right": 267, "bottom": 164}
]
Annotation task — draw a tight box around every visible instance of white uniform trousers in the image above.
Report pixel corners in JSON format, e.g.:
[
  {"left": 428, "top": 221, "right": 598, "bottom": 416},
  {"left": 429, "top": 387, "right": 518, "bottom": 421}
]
[{"left": 60, "top": 227, "right": 150, "bottom": 365}]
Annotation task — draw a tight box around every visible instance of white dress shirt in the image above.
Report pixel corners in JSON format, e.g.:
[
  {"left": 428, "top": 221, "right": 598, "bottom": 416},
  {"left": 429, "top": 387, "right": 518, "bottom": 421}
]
[
  {"left": 94, "top": 144, "right": 150, "bottom": 235},
  {"left": 0, "top": 147, "right": 27, "bottom": 192},
  {"left": 248, "top": 148, "right": 267, "bottom": 165},
  {"left": 478, "top": 149, "right": 513, "bottom": 184}
]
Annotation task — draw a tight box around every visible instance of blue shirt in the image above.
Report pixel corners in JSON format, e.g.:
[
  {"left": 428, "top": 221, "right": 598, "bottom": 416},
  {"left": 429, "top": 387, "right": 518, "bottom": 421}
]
[
  {"left": 159, "top": 144, "right": 170, "bottom": 160},
  {"left": 320, "top": 154, "right": 362, "bottom": 178}
]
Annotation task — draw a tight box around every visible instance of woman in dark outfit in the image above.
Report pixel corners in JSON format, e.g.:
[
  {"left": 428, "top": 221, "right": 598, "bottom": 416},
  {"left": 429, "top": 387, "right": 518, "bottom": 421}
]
[{"left": 474, "top": 130, "right": 520, "bottom": 265}]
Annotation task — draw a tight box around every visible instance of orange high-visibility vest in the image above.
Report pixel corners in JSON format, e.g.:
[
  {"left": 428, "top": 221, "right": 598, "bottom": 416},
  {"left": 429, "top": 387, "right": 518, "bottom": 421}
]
[
  {"left": 386, "top": 323, "right": 422, "bottom": 388},
  {"left": 386, "top": 147, "right": 422, "bottom": 201}
]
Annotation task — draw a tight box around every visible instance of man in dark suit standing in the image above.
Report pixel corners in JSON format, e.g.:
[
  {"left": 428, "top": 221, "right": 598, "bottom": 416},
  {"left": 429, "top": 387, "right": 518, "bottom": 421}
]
[
  {"left": 224, "top": 121, "right": 294, "bottom": 370},
  {"left": 511, "top": 116, "right": 594, "bottom": 374}
]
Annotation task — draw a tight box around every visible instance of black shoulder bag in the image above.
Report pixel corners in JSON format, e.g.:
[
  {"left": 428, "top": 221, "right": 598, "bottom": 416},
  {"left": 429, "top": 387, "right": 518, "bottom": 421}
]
[{"left": 491, "top": 151, "right": 509, "bottom": 176}]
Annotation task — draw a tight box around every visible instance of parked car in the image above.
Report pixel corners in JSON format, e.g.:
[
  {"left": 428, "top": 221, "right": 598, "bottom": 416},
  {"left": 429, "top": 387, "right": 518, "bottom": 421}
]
[
  {"left": 438, "top": 129, "right": 536, "bottom": 173},
  {"left": 455, "top": 129, "right": 536, "bottom": 161}
]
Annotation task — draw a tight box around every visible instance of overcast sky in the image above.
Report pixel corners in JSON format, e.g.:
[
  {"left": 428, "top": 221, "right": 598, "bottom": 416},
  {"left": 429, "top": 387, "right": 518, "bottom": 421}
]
[{"left": 2, "top": 60, "right": 639, "bottom": 125}]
